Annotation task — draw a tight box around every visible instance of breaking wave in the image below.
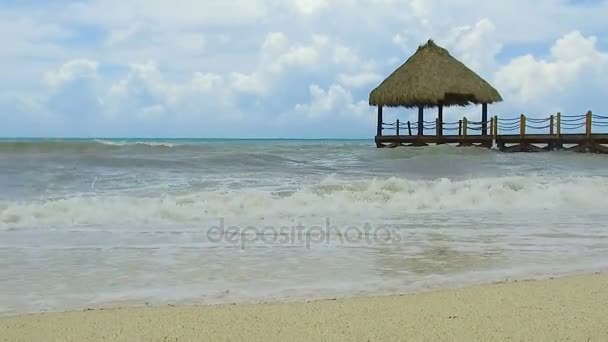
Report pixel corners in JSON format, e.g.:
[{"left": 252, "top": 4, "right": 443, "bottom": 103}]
[
  {"left": 2, "top": 175, "right": 608, "bottom": 229},
  {"left": 0, "top": 139, "right": 182, "bottom": 153}
]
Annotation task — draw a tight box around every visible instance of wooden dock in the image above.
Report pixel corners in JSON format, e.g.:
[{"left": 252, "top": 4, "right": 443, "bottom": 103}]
[{"left": 376, "top": 111, "right": 608, "bottom": 153}]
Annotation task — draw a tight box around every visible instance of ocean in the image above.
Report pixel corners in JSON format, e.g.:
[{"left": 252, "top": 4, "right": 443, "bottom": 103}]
[{"left": 1, "top": 138, "right": 608, "bottom": 315}]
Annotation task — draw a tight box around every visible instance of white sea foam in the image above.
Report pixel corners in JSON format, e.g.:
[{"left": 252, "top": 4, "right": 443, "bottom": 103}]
[
  {"left": 93, "top": 139, "right": 176, "bottom": 147},
  {"left": 2, "top": 175, "right": 607, "bottom": 229}
]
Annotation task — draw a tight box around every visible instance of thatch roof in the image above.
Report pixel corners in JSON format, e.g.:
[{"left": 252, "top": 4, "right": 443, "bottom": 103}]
[{"left": 369, "top": 39, "right": 502, "bottom": 108}]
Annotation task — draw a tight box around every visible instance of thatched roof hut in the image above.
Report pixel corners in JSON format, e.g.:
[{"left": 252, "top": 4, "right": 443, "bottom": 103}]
[{"left": 370, "top": 39, "right": 502, "bottom": 138}]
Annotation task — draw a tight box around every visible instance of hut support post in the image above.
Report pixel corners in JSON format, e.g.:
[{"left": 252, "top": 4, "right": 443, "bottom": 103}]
[
  {"left": 482, "top": 104, "right": 488, "bottom": 136},
  {"left": 520, "top": 114, "right": 526, "bottom": 151},
  {"left": 418, "top": 106, "right": 424, "bottom": 136},
  {"left": 586, "top": 111, "right": 592, "bottom": 139},
  {"left": 376, "top": 106, "right": 383, "bottom": 137},
  {"left": 438, "top": 105, "right": 443, "bottom": 137}
]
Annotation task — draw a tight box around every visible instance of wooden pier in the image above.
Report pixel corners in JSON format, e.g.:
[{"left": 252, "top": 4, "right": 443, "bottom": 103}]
[{"left": 376, "top": 111, "right": 608, "bottom": 153}]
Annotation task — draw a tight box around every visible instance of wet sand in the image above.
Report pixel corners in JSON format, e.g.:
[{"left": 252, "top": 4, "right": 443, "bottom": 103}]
[{"left": 2, "top": 273, "right": 607, "bottom": 341}]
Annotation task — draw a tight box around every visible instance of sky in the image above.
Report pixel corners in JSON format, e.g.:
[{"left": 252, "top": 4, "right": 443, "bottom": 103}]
[{"left": 1, "top": 0, "right": 607, "bottom": 138}]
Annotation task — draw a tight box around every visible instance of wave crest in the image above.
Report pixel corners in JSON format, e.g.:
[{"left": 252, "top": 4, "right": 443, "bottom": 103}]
[{"left": 2, "top": 176, "right": 607, "bottom": 229}]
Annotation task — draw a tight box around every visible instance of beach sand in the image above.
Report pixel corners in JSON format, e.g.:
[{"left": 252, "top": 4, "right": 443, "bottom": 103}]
[{"left": 2, "top": 273, "right": 607, "bottom": 341}]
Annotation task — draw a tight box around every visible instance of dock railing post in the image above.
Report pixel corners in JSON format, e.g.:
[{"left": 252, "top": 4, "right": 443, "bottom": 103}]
[
  {"left": 489, "top": 117, "right": 494, "bottom": 139},
  {"left": 556, "top": 112, "right": 561, "bottom": 139},
  {"left": 463, "top": 117, "right": 468, "bottom": 137},
  {"left": 586, "top": 111, "right": 592, "bottom": 139},
  {"left": 407, "top": 121, "right": 412, "bottom": 136},
  {"left": 458, "top": 120, "right": 462, "bottom": 137},
  {"left": 494, "top": 115, "right": 498, "bottom": 137},
  {"left": 396, "top": 119, "right": 400, "bottom": 136},
  {"left": 436, "top": 118, "right": 440, "bottom": 136},
  {"left": 550, "top": 115, "right": 554, "bottom": 135}
]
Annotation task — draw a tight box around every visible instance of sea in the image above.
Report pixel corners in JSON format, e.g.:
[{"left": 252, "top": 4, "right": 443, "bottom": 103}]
[{"left": 1, "top": 138, "right": 608, "bottom": 315}]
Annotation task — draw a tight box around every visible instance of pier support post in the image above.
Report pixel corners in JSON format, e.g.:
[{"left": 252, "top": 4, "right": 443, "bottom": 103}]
[
  {"left": 520, "top": 114, "right": 526, "bottom": 152},
  {"left": 482, "top": 103, "right": 488, "bottom": 136},
  {"left": 418, "top": 106, "right": 424, "bottom": 136},
  {"left": 376, "top": 106, "right": 383, "bottom": 137},
  {"left": 586, "top": 111, "right": 592, "bottom": 139},
  {"left": 556, "top": 112, "right": 562, "bottom": 149}
]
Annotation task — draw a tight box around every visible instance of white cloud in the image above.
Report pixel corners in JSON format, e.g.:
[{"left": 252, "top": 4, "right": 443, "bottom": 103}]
[
  {"left": 337, "top": 72, "right": 382, "bottom": 88},
  {"left": 288, "top": 0, "right": 330, "bottom": 14},
  {"left": 2, "top": 0, "right": 608, "bottom": 137},
  {"left": 191, "top": 72, "right": 224, "bottom": 92},
  {"left": 494, "top": 31, "right": 608, "bottom": 108},
  {"left": 444, "top": 19, "right": 502, "bottom": 75},
  {"left": 290, "top": 84, "right": 373, "bottom": 120},
  {"left": 101, "top": 62, "right": 240, "bottom": 122},
  {"left": 43, "top": 59, "right": 99, "bottom": 88},
  {"left": 68, "top": 0, "right": 269, "bottom": 28},
  {"left": 231, "top": 32, "right": 367, "bottom": 95},
  {"left": 105, "top": 24, "right": 140, "bottom": 46},
  {"left": 230, "top": 72, "right": 268, "bottom": 95}
]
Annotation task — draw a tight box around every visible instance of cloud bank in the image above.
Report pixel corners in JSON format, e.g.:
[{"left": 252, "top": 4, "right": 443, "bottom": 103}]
[{"left": 1, "top": 0, "right": 607, "bottom": 137}]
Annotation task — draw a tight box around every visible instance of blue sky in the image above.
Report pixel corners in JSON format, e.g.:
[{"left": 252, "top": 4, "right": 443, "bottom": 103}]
[{"left": 1, "top": 0, "right": 607, "bottom": 138}]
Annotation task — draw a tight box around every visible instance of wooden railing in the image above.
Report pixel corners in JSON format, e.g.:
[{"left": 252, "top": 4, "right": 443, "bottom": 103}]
[{"left": 380, "top": 111, "right": 607, "bottom": 138}]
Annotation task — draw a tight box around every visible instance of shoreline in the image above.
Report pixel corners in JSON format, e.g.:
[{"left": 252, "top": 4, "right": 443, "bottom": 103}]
[
  {"left": 2, "top": 272, "right": 608, "bottom": 341},
  {"left": 2, "top": 268, "right": 604, "bottom": 318}
]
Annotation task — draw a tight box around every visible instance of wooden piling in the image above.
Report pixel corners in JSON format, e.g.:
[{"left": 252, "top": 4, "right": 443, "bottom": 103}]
[
  {"left": 376, "top": 106, "right": 383, "bottom": 137},
  {"left": 407, "top": 121, "right": 412, "bottom": 136},
  {"left": 482, "top": 103, "right": 488, "bottom": 136},
  {"left": 494, "top": 115, "right": 498, "bottom": 137},
  {"left": 520, "top": 114, "right": 526, "bottom": 151},
  {"left": 417, "top": 106, "right": 424, "bottom": 136},
  {"left": 586, "top": 111, "right": 592, "bottom": 139},
  {"left": 396, "top": 119, "right": 400, "bottom": 136},
  {"left": 550, "top": 115, "right": 554, "bottom": 135},
  {"left": 556, "top": 112, "right": 561, "bottom": 139},
  {"left": 463, "top": 117, "right": 468, "bottom": 137},
  {"left": 458, "top": 120, "right": 462, "bottom": 137}
]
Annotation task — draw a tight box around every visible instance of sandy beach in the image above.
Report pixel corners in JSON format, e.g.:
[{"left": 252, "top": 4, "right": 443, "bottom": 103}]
[{"left": 2, "top": 273, "right": 607, "bottom": 341}]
